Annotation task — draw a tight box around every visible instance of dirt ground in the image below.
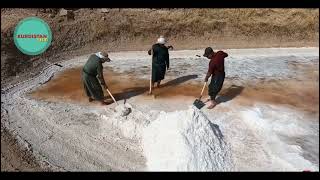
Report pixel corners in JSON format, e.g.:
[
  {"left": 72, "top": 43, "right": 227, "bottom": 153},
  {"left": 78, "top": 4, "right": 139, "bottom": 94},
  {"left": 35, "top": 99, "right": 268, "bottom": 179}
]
[
  {"left": 1, "top": 8, "right": 319, "bottom": 86},
  {"left": 1, "top": 127, "right": 45, "bottom": 171}
]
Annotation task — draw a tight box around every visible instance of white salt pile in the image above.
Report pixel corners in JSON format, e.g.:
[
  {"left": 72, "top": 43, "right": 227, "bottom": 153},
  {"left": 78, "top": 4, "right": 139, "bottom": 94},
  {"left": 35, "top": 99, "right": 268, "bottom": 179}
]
[
  {"left": 237, "top": 106, "right": 319, "bottom": 171},
  {"left": 102, "top": 103, "right": 152, "bottom": 141},
  {"left": 142, "top": 106, "right": 234, "bottom": 171}
]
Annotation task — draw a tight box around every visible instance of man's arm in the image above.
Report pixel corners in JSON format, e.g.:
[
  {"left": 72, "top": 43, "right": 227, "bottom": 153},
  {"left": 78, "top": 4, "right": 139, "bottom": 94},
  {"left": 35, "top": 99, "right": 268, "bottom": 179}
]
[
  {"left": 148, "top": 44, "right": 156, "bottom": 55},
  {"left": 165, "top": 56, "right": 169, "bottom": 69},
  {"left": 205, "top": 62, "right": 214, "bottom": 82},
  {"left": 97, "top": 63, "right": 107, "bottom": 89},
  {"left": 204, "top": 71, "right": 211, "bottom": 82},
  {"left": 222, "top": 51, "right": 228, "bottom": 58},
  {"left": 167, "top": 45, "right": 173, "bottom": 50}
]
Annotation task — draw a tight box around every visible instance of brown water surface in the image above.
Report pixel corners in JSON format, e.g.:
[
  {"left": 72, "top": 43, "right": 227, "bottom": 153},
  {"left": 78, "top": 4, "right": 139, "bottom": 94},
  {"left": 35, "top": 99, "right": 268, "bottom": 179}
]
[{"left": 30, "top": 66, "right": 319, "bottom": 114}]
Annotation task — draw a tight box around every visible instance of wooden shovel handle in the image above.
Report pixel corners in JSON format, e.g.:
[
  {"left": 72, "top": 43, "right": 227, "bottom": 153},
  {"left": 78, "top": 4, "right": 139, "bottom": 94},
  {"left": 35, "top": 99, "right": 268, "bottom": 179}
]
[
  {"left": 106, "top": 89, "right": 119, "bottom": 105},
  {"left": 199, "top": 82, "right": 207, "bottom": 99},
  {"left": 149, "top": 49, "right": 153, "bottom": 94}
]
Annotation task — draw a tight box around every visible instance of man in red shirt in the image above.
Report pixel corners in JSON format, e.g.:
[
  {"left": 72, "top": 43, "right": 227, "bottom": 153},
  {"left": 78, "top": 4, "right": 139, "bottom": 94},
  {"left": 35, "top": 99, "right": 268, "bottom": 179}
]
[{"left": 203, "top": 47, "right": 228, "bottom": 109}]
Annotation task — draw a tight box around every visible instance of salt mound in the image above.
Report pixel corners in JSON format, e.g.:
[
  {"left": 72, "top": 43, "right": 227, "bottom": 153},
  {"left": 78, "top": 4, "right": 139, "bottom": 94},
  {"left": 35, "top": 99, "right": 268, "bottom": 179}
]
[
  {"left": 142, "top": 106, "right": 234, "bottom": 171},
  {"left": 237, "top": 106, "right": 319, "bottom": 171},
  {"left": 102, "top": 103, "right": 151, "bottom": 140}
]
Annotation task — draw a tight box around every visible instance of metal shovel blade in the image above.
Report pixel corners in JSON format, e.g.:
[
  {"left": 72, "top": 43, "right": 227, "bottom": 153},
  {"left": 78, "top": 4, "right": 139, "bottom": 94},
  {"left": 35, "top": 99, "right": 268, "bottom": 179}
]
[
  {"left": 121, "top": 107, "right": 132, "bottom": 116},
  {"left": 121, "top": 98, "right": 132, "bottom": 116},
  {"left": 193, "top": 99, "right": 205, "bottom": 109},
  {"left": 115, "top": 105, "right": 132, "bottom": 116}
]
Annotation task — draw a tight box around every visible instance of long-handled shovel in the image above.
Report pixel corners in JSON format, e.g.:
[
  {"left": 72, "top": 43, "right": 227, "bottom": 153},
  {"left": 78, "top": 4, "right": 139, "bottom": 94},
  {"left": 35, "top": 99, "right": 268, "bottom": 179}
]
[
  {"left": 149, "top": 67, "right": 152, "bottom": 95},
  {"left": 148, "top": 53, "right": 153, "bottom": 95},
  {"left": 105, "top": 88, "right": 131, "bottom": 116},
  {"left": 193, "top": 82, "right": 207, "bottom": 109},
  {"left": 148, "top": 49, "right": 156, "bottom": 98}
]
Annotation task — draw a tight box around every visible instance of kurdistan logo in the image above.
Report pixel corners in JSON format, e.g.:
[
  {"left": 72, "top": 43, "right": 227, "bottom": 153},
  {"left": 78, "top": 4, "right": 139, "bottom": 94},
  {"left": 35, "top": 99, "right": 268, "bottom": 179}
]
[{"left": 14, "top": 17, "right": 52, "bottom": 56}]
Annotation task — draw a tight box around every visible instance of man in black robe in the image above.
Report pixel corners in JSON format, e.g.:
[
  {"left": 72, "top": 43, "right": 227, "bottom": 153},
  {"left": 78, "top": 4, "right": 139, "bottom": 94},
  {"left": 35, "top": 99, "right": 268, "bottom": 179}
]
[{"left": 148, "top": 36, "right": 173, "bottom": 90}]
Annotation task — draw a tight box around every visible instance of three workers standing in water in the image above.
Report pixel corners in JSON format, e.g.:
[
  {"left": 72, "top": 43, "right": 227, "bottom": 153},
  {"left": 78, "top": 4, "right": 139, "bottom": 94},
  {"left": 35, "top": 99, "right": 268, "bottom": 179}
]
[{"left": 82, "top": 35, "right": 228, "bottom": 109}]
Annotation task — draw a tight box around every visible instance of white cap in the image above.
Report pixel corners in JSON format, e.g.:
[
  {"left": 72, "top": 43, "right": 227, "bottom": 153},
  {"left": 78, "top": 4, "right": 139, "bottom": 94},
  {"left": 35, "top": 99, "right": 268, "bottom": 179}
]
[
  {"left": 95, "top": 52, "right": 106, "bottom": 59},
  {"left": 157, "top": 36, "right": 166, "bottom": 44}
]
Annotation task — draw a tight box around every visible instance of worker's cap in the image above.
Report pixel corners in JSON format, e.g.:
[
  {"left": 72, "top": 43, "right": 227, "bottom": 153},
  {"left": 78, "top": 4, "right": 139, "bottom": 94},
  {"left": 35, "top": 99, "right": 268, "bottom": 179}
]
[
  {"left": 157, "top": 36, "right": 167, "bottom": 44},
  {"left": 203, "top": 47, "right": 214, "bottom": 57},
  {"left": 96, "top": 51, "right": 111, "bottom": 62}
]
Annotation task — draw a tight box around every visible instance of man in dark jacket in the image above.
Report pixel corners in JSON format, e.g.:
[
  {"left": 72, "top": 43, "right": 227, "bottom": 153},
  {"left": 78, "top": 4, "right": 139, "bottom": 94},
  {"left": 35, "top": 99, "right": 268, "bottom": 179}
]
[
  {"left": 82, "top": 51, "right": 111, "bottom": 105},
  {"left": 148, "top": 36, "right": 173, "bottom": 91},
  {"left": 203, "top": 47, "right": 228, "bottom": 109}
]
